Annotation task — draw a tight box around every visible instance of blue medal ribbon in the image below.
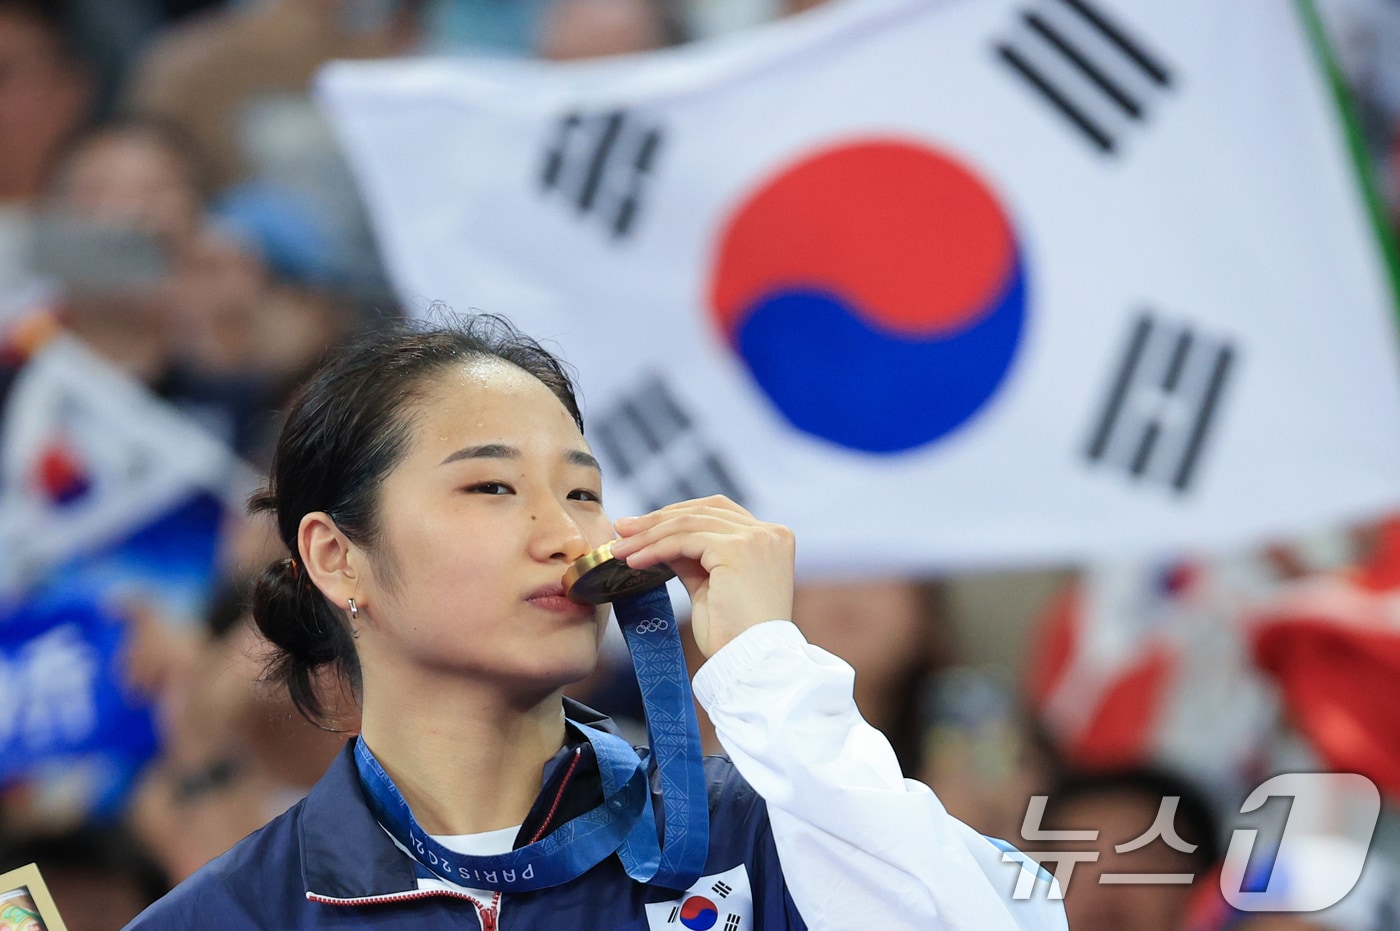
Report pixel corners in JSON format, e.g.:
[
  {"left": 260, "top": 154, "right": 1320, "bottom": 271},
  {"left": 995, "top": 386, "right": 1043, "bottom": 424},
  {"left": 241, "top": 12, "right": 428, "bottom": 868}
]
[
  {"left": 354, "top": 584, "right": 709, "bottom": 893},
  {"left": 612, "top": 586, "right": 710, "bottom": 889},
  {"left": 356, "top": 721, "right": 652, "bottom": 892}
]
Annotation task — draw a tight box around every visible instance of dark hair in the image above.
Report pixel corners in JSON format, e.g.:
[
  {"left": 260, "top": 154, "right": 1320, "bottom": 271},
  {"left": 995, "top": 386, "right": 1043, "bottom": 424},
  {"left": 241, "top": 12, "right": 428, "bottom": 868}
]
[
  {"left": 249, "top": 314, "right": 584, "bottom": 724},
  {"left": 1040, "top": 765, "right": 1222, "bottom": 871}
]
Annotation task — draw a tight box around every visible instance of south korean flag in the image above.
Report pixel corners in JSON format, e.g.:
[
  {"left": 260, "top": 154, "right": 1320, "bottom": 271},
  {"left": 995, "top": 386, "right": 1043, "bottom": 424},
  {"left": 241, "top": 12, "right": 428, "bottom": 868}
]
[
  {"left": 321, "top": 0, "right": 1400, "bottom": 571},
  {"left": 645, "top": 864, "right": 753, "bottom": 931}
]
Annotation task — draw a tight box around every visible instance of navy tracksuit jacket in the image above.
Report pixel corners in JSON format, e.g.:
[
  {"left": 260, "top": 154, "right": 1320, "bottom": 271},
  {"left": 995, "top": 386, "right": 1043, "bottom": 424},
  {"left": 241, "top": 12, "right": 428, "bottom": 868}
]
[{"left": 125, "top": 702, "right": 807, "bottom": 929}]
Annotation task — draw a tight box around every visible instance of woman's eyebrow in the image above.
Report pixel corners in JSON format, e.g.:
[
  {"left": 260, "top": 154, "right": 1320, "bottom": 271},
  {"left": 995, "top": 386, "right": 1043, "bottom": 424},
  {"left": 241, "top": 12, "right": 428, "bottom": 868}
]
[
  {"left": 568, "top": 449, "right": 602, "bottom": 474},
  {"left": 439, "top": 444, "right": 602, "bottom": 474},
  {"left": 440, "top": 443, "right": 517, "bottom": 465}
]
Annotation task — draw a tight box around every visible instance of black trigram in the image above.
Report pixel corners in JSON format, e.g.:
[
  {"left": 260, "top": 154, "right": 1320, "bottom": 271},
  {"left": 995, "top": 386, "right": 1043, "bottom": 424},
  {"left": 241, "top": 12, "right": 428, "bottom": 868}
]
[
  {"left": 723, "top": 914, "right": 741, "bottom": 931},
  {"left": 666, "top": 905, "right": 679, "bottom": 923},
  {"left": 539, "top": 109, "right": 664, "bottom": 239},
  {"left": 591, "top": 374, "right": 745, "bottom": 512},
  {"left": 711, "top": 880, "right": 733, "bottom": 898},
  {"left": 1084, "top": 312, "right": 1236, "bottom": 493},
  {"left": 995, "top": 0, "right": 1173, "bottom": 154}
]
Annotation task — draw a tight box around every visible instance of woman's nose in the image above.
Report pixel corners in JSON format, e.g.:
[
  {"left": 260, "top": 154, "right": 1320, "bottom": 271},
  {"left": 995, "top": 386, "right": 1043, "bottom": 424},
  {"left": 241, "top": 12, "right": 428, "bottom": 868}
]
[{"left": 530, "top": 501, "right": 592, "bottom": 563}]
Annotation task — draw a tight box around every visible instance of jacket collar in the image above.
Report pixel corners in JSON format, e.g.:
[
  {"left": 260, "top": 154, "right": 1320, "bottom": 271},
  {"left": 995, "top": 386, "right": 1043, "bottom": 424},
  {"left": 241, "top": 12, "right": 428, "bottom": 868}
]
[{"left": 300, "top": 699, "right": 616, "bottom": 902}]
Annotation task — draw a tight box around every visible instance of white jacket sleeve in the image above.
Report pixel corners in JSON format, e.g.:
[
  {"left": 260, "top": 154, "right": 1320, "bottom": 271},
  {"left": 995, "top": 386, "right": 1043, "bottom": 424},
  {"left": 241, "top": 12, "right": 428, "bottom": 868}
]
[{"left": 691, "top": 620, "right": 1066, "bottom": 931}]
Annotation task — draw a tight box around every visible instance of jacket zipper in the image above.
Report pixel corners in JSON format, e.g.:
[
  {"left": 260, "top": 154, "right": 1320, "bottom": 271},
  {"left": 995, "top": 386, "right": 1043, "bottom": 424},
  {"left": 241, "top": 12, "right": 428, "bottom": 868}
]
[
  {"left": 531, "top": 747, "right": 583, "bottom": 843},
  {"left": 478, "top": 894, "right": 500, "bottom": 931},
  {"left": 313, "top": 887, "right": 501, "bottom": 930}
]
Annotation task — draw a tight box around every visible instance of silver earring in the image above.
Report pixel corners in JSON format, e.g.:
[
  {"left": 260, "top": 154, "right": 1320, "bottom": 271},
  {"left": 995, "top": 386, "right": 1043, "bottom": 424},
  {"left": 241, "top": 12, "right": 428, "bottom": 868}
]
[{"left": 348, "top": 597, "right": 359, "bottom": 620}]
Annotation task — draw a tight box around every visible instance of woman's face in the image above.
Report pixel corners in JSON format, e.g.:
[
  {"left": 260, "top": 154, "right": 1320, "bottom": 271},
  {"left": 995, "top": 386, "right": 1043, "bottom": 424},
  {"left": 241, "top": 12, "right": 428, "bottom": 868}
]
[{"left": 352, "top": 359, "right": 614, "bottom": 695}]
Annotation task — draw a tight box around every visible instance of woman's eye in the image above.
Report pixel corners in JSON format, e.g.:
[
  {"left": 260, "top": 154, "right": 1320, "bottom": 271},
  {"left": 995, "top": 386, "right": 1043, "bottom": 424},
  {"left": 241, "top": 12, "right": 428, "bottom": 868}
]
[
  {"left": 569, "top": 488, "right": 602, "bottom": 503},
  {"left": 467, "top": 482, "right": 513, "bottom": 495}
]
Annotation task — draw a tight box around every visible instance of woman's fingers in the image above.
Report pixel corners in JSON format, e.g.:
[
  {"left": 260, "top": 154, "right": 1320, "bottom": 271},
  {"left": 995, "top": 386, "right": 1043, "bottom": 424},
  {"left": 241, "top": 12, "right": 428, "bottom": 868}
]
[
  {"left": 607, "top": 496, "right": 795, "bottom": 657},
  {"left": 611, "top": 529, "right": 730, "bottom": 571},
  {"left": 613, "top": 495, "right": 748, "bottom": 535},
  {"left": 619, "top": 494, "right": 751, "bottom": 522},
  {"left": 610, "top": 502, "right": 769, "bottom": 569}
]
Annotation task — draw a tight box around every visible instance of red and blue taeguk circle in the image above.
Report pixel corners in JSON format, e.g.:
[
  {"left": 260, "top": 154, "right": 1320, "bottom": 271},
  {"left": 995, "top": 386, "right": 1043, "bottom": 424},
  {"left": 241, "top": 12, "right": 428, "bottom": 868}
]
[
  {"left": 679, "top": 895, "right": 719, "bottom": 930},
  {"left": 707, "top": 140, "right": 1026, "bottom": 454}
]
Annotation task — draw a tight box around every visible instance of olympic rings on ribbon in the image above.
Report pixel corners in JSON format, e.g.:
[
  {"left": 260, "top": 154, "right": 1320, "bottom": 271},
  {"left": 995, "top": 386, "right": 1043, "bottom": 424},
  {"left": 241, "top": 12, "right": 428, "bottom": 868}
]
[{"left": 633, "top": 617, "right": 670, "bottom": 634}]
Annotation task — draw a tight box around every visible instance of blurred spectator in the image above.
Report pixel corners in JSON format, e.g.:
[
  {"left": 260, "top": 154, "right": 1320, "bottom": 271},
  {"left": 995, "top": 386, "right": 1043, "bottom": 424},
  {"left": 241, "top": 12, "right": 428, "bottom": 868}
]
[
  {"left": 0, "top": 0, "right": 93, "bottom": 207},
  {"left": 37, "top": 113, "right": 363, "bottom": 460},
  {"left": 675, "top": 578, "right": 950, "bottom": 769},
  {"left": 124, "top": 0, "right": 422, "bottom": 192},
  {"left": 35, "top": 118, "right": 187, "bottom": 383},
  {"left": 0, "top": 0, "right": 96, "bottom": 318},
  {"left": 1039, "top": 766, "right": 1221, "bottom": 931},
  {"left": 125, "top": 0, "right": 409, "bottom": 325},
  {"left": 919, "top": 667, "right": 1056, "bottom": 844},
  {"left": 44, "top": 115, "right": 208, "bottom": 260},
  {"left": 123, "top": 584, "right": 349, "bottom": 883},
  {"left": 0, "top": 825, "right": 167, "bottom": 930},
  {"left": 788, "top": 578, "right": 951, "bottom": 772},
  {"left": 210, "top": 182, "right": 366, "bottom": 412},
  {"left": 38, "top": 116, "right": 277, "bottom": 454},
  {"left": 417, "top": 0, "right": 551, "bottom": 55},
  {"left": 536, "top": 0, "right": 685, "bottom": 60}
]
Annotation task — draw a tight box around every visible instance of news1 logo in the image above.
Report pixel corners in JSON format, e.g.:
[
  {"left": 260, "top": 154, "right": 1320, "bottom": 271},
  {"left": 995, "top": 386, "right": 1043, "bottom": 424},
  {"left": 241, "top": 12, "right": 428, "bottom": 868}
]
[{"left": 1006, "top": 772, "right": 1382, "bottom": 912}]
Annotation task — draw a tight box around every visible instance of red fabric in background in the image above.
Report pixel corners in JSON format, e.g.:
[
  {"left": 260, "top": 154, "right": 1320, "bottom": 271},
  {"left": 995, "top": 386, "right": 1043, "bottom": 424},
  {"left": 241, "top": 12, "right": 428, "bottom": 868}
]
[{"left": 1250, "top": 517, "right": 1400, "bottom": 800}]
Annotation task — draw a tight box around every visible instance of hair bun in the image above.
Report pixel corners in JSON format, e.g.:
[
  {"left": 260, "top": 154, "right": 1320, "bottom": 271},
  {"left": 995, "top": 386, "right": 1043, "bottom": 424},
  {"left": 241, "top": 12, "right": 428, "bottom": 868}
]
[{"left": 250, "top": 556, "right": 354, "bottom": 720}]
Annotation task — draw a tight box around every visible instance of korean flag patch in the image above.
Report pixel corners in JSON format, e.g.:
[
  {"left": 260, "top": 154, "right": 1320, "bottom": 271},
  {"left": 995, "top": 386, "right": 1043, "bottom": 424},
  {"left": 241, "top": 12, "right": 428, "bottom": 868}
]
[{"left": 645, "top": 864, "right": 753, "bottom": 931}]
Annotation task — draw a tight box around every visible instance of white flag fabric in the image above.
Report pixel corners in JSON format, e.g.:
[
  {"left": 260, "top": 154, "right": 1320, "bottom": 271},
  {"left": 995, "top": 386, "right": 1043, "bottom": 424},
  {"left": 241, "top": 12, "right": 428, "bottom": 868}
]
[
  {"left": 0, "top": 329, "right": 257, "bottom": 600},
  {"left": 1026, "top": 557, "right": 1283, "bottom": 797},
  {"left": 317, "top": 0, "right": 1400, "bottom": 573}
]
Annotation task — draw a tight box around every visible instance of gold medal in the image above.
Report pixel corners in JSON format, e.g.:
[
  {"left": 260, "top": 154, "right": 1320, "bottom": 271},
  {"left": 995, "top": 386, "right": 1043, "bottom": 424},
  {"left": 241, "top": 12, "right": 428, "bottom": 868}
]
[{"left": 563, "top": 540, "right": 676, "bottom": 604}]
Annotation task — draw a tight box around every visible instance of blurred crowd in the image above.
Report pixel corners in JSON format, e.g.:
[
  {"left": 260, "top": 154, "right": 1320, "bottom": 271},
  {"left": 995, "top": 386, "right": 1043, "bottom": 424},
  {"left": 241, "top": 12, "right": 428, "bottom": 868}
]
[{"left": 1, "top": 0, "right": 1400, "bottom": 929}]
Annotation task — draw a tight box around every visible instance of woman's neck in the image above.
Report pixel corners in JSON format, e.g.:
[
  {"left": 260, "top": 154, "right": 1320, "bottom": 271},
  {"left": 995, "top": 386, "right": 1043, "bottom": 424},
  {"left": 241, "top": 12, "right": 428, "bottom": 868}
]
[{"left": 357, "top": 669, "right": 569, "bottom": 836}]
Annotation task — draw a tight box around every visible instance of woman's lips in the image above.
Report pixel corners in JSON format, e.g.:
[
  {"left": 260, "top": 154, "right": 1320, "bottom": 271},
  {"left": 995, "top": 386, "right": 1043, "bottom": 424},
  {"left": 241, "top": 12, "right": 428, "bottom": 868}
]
[{"left": 527, "top": 583, "right": 594, "bottom": 616}]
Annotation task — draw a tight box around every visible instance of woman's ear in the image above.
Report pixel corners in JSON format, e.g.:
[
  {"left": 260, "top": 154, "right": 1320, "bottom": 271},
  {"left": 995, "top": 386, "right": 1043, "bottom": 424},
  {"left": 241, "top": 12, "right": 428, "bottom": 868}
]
[{"left": 298, "top": 511, "right": 361, "bottom": 605}]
